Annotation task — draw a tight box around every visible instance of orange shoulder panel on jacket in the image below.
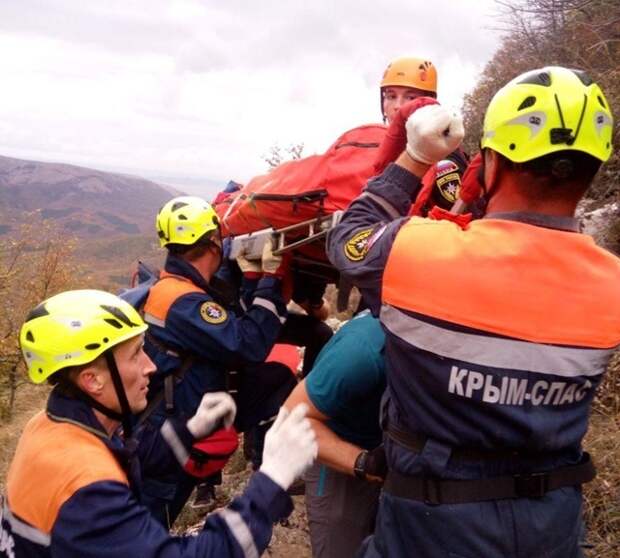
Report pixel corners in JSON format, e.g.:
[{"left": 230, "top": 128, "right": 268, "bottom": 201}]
[
  {"left": 382, "top": 218, "right": 620, "bottom": 348},
  {"left": 6, "top": 412, "right": 128, "bottom": 534},
  {"left": 143, "top": 271, "right": 205, "bottom": 322}
]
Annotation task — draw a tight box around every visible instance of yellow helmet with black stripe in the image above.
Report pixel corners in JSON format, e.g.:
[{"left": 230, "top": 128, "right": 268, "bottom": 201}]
[
  {"left": 481, "top": 66, "right": 613, "bottom": 163},
  {"left": 156, "top": 196, "right": 220, "bottom": 248},
  {"left": 20, "top": 290, "right": 147, "bottom": 384}
]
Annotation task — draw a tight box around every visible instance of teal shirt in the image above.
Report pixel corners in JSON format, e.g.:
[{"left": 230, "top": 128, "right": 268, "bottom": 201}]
[{"left": 305, "top": 312, "right": 386, "bottom": 450}]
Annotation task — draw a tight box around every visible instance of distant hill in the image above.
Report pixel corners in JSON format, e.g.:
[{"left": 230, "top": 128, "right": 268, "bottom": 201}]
[{"left": 0, "top": 155, "right": 183, "bottom": 237}]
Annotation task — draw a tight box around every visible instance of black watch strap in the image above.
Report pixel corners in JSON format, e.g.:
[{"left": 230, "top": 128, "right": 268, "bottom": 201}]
[{"left": 354, "top": 450, "right": 369, "bottom": 480}]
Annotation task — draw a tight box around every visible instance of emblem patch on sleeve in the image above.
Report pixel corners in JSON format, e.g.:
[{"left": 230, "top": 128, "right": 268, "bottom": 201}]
[
  {"left": 344, "top": 228, "right": 374, "bottom": 261},
  {"left": 434, "top": 159, "right": 461, "bottom": 203},
  {"left": 200, "top": 301, "right": 227, "bottom": 324}
]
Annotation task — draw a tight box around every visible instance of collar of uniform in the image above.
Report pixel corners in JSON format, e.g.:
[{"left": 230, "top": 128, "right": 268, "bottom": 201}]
[
  {"left": 46, "top": 387, "right": 112, "bottom": 441},
  {"left": 484, "top": 211, "right": 580, "bottom": 232},
  {"left": 164, "top": 252, "right": 211, "bottom": 292}
]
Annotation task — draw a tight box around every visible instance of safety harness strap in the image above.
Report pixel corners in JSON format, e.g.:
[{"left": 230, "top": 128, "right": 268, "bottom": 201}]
[{"left": 383, "top": 453, "right": 595, "bottom": 505}]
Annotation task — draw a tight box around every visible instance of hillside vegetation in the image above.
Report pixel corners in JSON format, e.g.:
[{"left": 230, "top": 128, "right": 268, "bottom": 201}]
[
  {"left": 0, "top": 154, "right": 180, "bottom": 238},
  {"left": 463, "top": 0, "right": 620, "bottom": 214}
]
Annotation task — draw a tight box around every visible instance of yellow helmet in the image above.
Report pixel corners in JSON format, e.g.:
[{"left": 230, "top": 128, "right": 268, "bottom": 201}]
[
  {"left": 381, "top": 57, "right": 438, "bottom": 93},
  {"left": 20, "top": 290, "right": 147, "bottom": 384},
  {"left": 156, "top": 196, "right": 220, "bottom": 248},
  {"left": 481, "top": 66, "right": 614, "bottom": 163}
]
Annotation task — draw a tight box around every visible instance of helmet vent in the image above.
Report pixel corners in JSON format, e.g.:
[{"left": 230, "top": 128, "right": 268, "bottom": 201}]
[
  {"left": 572, "top": 69, "right": 593, "bottom": 86},
  {"left": 104, "top": 318, "right": 123, "bottom": 330},
  {"left": 85, "top": 343, "right": 101, "bottom": 350},
  {"left": 171, "top": 201, "right": 189, "bottom": 212},
  {"left": 178, "top": 214, "right": 188, "bottom": 220},
  {"left": 518, "top": 96, "right": 536, "bottom": 111},
  {"left": 101, "top": 304, "right": 140, "bottom": 328},
  {"left": 26, "top": 330, "right": 35, "bottom": 342},
  {"left": 518, "top": 71, "right": 551, "bottom": 87},
  {"left": 26, "top": 303, "right": 50, "bottom": 322},
  {"left": 597, "top": 95, "right": 607, "bottom": 109}
]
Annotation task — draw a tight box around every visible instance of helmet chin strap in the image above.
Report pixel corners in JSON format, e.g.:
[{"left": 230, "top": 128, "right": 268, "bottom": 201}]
[
  {"left": 104, "top": 351, "right": 134, "bottom": 439},
  {"left": 59, "top": 351, "right": 134, "bottom": 439}
]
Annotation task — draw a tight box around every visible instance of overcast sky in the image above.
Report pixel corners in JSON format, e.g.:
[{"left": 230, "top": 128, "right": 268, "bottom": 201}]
[{"left": 0, "top": 0, "right": 503, "bottom": 196}]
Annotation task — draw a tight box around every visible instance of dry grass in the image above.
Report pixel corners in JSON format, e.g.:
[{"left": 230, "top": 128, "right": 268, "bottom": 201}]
[
  {"left": 0, "top": 383, "right": 49, "bottom": 492},
  {"left": 582, "top": 353, "right": 620, "bottom": 557}
]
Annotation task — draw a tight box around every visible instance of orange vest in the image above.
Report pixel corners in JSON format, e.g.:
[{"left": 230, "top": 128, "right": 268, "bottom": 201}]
[
  {"left": 143, "top": 272, "right": 204, "bottom": 326},
  {"left": 6, "top": 412, "right": 127, "bottom": 534},
  {"left": 383, "top": 218, "right": 620, "bottom": 348}
]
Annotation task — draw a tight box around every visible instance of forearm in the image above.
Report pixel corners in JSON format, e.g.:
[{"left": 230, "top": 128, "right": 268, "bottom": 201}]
[
  {"left": 394, "top": 150, "right": 431, "bottom": 178},
  {"left": 326, "top": 164, "right": 420, "bottom": 314},
  {"left": 309, "top": 417, "right": 361, "bottom": 476}
]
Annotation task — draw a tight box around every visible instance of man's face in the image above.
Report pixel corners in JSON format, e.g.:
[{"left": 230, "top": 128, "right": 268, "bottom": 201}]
[
  {"left": 382, "top": 86, "right": 425, "bottom": 124},
  {"left": 98, "top": 334, "right": 155, "bottom": 414}
]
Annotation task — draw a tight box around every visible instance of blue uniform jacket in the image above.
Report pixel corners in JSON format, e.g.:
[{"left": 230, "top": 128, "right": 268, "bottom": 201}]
[
  {"left": 137, "top": 255, "right": 287, "bottom": 478},
  {"left": 1, "top": 390, "right": 292, "bottom": 558}
]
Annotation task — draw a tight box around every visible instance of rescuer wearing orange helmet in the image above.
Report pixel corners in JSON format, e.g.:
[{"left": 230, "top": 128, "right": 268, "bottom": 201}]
[
  {"left": 375, "top": 56, "right": 468, "bottom": 216},
  {"left": 380, "top": 56, "right": 438, "bottom": 124}
]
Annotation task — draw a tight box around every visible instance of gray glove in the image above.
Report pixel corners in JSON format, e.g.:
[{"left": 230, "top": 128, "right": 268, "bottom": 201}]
[
  {"left": 186, "top": 392, "right": 236, "bottom": 439},
  {"left": 261, "top": 237, "right": 285, "bottom": 276},
  {"left": 259, "top": 404, "right": 317, "bottom": 490},
  {"left": 406, "top": 104, "right": 465, "bottom": 165},
  {"left": 236, "top": 249, "right": 262, "bottom": 275}
]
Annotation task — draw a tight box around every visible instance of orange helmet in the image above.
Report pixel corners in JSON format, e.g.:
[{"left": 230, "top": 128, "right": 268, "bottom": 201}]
[{"left": 380, "top": 57, "right": 438, "bottom": 118}]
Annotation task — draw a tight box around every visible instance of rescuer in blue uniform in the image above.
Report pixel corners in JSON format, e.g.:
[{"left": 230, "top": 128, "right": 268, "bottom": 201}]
[
  {"left": 138, "top": 196, "right": 297, "bottom": 526},
  {"left": 0, "top": 289, "right": 317, "bottom": 558},
  {"left": 326, "top": 67, "right": 618, "bottom": 557}
]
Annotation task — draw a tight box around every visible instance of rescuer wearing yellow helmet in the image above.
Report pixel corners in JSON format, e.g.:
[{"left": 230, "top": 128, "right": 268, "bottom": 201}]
[
  {"left": 140, "top": 195, "right": 302, "bottom": 526},
  {"left": 1, "top": 288, "right": 316, "bottom": 557},
  {"left": 326, "top": 66, "right": 617, "bottom": 557}
]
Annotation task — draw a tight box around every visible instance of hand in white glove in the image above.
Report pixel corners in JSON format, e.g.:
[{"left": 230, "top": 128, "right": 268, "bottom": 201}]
[
  {"left": 236, "top": 248, "right": 262, "bottom": 275},
  {"left": 259, "top": 403, "right": 317, "bottom": 491},
  {"left": 186, "top": 392, "right": 237, "bottom": 439},
  {"left": 261, "top": 237, "right": 287, "bottom": 277},
  {"left": 406, "top": 104, "right": 465, "bottom": 165}
]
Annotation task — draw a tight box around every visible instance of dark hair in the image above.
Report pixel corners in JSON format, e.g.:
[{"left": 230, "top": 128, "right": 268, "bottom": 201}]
[
  {"left": 498, "top": 150, "right": 601, "bottom": 198},
  {"left": 166, "top": 231, "right": 219, "bottom": 259}
]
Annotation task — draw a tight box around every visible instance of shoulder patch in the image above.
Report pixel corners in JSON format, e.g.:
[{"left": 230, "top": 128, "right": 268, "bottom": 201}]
[
  {"left": 200, "top": 301, "right": 228, "bottom": 324},
  {"left": 434, "top": 159, "right": 461, "bottom": 204},
  {"left": 344, "top": 228, "right": 375, "bottom": 261}
]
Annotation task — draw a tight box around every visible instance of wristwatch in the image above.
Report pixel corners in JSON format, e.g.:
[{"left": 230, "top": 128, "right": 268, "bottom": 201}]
[{"left": 353, "top": 450, "right": 369, "bottom": 480}]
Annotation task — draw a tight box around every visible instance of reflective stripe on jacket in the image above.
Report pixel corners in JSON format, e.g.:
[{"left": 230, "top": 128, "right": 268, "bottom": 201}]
[
  {"left": 1, "top": 394, "right": 291, "bottom": 558},
  {"left": 381, "top": 217, "right": 620, "bottom": 457}
]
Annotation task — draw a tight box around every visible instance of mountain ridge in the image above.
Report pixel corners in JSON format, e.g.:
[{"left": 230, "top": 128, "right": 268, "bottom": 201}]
[{"left": 0, "top": 154, "right": 186, "bottom": 237}]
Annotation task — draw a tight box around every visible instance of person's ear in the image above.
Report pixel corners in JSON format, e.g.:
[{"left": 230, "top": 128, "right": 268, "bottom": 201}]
[
  {"left": 484, "top": 150, "right": 501, "bottom": 193},
  {"left": 76, "top": 363, "right": 107, "bottom": 397}
]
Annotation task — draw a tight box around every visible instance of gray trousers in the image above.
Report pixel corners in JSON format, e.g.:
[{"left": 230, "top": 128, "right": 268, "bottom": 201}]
[{"left": 305, "top": 462, "right": 381, "bottom": 558}]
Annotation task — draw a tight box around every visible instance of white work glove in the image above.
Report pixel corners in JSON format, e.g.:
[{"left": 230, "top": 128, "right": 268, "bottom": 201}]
[
  {"left": 261, "top": 237, "right": 286, "bottom": 277},
  {"left": 406, "top": 104, "right": 465, "bottom": 165},
  {"left": 236, "top": 248, "right": 262, "bottom": 275},
  {"left": 186, "top": 392, "right": 237, "bottom": 439},
  {"left": 259, "top": 403, "right": 318, "bottom": 491}
]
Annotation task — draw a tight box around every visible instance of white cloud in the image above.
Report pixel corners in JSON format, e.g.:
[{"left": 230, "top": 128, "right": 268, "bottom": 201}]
[{"left": 0, "top": 0, "right": 502, "bottom": 194}]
